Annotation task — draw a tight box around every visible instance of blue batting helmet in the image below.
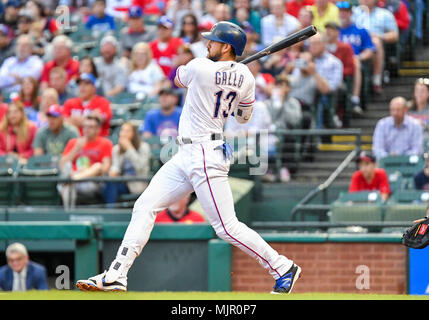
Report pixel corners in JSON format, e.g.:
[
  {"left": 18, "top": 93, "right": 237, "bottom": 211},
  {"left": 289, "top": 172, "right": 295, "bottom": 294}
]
[{"left": 201, "top": 21, "right": 247, "bottom": 56}]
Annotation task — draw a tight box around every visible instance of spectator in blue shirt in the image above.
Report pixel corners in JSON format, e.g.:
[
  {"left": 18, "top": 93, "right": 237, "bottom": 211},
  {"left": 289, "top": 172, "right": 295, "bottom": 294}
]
[
  {"left": 141, "top": 87, "right": 182, "bottom": 140},
  {"left": 352, "top": 0, "right": 399, "bottom": 94},
  {"left": 414, "top": 153, "right": 429, "bottom": 190},
  {"left": 85, "top": 0, "right": 115, "bottom": 35},
  {"left": 337, "top": 0, "right": 375, "bottom": 115}
]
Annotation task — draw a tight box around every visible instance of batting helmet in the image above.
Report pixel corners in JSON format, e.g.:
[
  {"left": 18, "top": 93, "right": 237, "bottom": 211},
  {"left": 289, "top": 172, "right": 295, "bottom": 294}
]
[{"left": 201, "top": 21, "right": 247, "bottom": 56}]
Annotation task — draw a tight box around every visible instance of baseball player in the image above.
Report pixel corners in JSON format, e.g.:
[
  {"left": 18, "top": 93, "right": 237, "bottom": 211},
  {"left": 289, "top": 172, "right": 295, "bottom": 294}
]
[{"left": 76, "top": 21, "right": 301, "bottom": 294}]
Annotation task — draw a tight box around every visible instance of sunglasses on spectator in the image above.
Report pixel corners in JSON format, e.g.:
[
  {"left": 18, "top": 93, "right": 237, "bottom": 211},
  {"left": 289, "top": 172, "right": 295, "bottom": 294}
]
[{"left": 336, "top": 1, "right": 352, "bottom": 9}]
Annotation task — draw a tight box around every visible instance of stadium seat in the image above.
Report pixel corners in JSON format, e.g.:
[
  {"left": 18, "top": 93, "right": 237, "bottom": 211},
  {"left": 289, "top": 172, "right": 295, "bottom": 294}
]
[
  {"left": 142, "top": 136, "right": 163, "bottom": 174},
  {"left": 0, "top": 155, "right": 19, "bottom": 206},
  {"left": 329, "top": 202, "right": 384, "bottom": 223},
  {"left": 388, "top": 189, "right": 429, "bottom": 204},
  {"left": 337, "top": 191, "right": 383, "bottom": 204},
  {"left": 384, "top": 203, "right": 427, "bottom": 222},
  {"left": 18, "top": 155, "right": 61, "bottom": 206},
  {"left": 387, "top": 171, "right": 403, "bottom": 194},
  {"left": 377, "top": 155, "right": 425, "bottom": 178}
]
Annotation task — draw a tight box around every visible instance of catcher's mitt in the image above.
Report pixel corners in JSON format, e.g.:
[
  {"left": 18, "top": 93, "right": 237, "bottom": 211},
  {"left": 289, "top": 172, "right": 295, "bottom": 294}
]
[{"left": 402, "top": 217, "right": 429, "bottom": 249}]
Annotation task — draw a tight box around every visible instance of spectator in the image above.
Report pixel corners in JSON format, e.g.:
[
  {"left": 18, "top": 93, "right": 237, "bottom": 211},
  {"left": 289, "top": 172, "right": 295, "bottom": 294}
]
[
  {"left": 353, "top": 0, "right": 399, "bottom": 94},
  {"left": 59, "top": 114, "right": 113, "bottom": 209},
  {"left": 127, "top": 42, "right": 166, "bottom": 97},
  {"left": 241, "top": 22, "right": 263, "bottom": 57},
  {"left": 94, "top": 35, "right": 128, "bottom": 98},
  {"left": 141, "top": 86, "right": 181, "bottom": 139},
  {"left": 407, "top": 78, "right": 429, "bottom": 133},
  {"left": 39, "top": 35, "right": 80, "bottom": 91},
  {"left": 33, "top": 104, "right": 80, "bottom": 156},
  {"left": 132, "top": 0, "right": 167, "bottom": 16},
  {"left": 247, "top": 58, "right": 274, "bottom": 102},
  {"left": 49, "top": 67, "right": 74, "bottom": 105},
  {"left": 37, "top": 88, "right": 59, "bottom": 128},
  {"left": 25, "top": 0, "right": 59, "bottom": 43},
  {"left": 213, "top": 3, "right": 232, "bottom": 22},
  {"left": 287, "top": 0, "right": 315, "bottom": 18},
  {"left": 104, "top": 0, "right": 133, "bottom": 19},
  {"left": 0, "top": 0, "right": 23, "bottom": 34},
  {"left": 0, "top": 100, "right": 37, "bottom": 164},
  {"left": 230, "top": 0, "right": 261, "bottom": 35},
  {"left": 169, "top": 44, "right": 194, "bottom": 89},
  {"left": 85, "top": 0, "right": 116, "bottom": 35},
  {"left": 377, "top": 0, "right": 410, "bottom": 51},
  {"left": 0, "top": 24, "right": 15, "bottom": 66},
  {"left": 63, "top": 73, "right": 112, "bottom": 137},
  {"left": 102, "top": 122, "right": 150, "bottom": 205},
  {"left": 349, "top": 151, "right": 390, "bottom": 201},
  {"left": 297, "top": 6, "right": 314, "bottom": 50},
  {"left": 200, "top": 0, "right": 218, "bottom": 25},
  {"left": 0, "top": 34, "right": 43, "bottom": 94},
  {"left": 155, "top": 194, "right": 205, "bottom": 223},
  {"left": 267, "top": 75, "right": 303, "bottom": 180},
  {"left": 166, "top": 0, "right": 203, "bottom": 36},
  {"left": 372, "top": 96, "right": 424, "bottom": 159},
  {"left": 179, "top": 13, "right": 207, "bottom": 58},
  {"left": 17, "top": 76, "right": 40, "bottom": 123},
  {"left": 414, "top": 153, "right": 429, "bottom": 190},
  {"left": 308, "top": 32, "right": 343, "bottom": 128},
  {"left": 150, "top": 16, "right": 184, "bottom": 77},
  {"left": 68, "top": 56, "right": 103, "bottom": 97},
  {"left": 324, "top": 21, "right": 355, "bottom": 126},
  {"left": 309, "top": 0, "right": 340, "bottom": 33},
  {"left": 337, "top": 0, "right": 375, "bottom": 115},
  {"left": 16, "top": 9, "right": 33, "bottom": 37},
  {"left": 0, "top": 242, "right": 48, "bottom": 291},
  {"left": 260, "top": 0, "right": 300, "bottom": 47},
  {"left": 119, "top": 5, "right": 156, "bottom": 59}
]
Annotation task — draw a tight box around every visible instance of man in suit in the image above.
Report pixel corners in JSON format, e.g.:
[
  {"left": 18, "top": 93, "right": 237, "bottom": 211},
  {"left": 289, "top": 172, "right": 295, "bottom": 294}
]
[{"left": 0, "top": 242, "right": 48, "bottom": 291}]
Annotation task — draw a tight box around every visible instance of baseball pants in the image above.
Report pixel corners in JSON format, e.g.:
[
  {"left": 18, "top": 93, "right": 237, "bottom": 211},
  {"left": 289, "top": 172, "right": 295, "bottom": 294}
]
[{"left": 105, "top": 140, "right": 293, "bottom": 282}]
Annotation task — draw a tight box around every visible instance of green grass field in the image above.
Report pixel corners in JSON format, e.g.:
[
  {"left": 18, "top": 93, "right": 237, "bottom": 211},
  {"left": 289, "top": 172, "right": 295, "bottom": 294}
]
[{"left": 0, "top": 291, "right": 428, "bottom": 300}]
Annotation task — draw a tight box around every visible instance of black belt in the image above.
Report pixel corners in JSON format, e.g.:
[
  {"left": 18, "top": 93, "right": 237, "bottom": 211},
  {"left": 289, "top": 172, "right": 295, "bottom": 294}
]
[{"left": 176, "top": 133, "right": 223, "bottom": 145}]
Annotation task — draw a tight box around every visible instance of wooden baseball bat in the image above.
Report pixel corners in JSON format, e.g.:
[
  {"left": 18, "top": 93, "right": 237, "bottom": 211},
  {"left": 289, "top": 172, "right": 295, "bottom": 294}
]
[{"left": 240, "top": 25, "right": 318, "bottom": 65}]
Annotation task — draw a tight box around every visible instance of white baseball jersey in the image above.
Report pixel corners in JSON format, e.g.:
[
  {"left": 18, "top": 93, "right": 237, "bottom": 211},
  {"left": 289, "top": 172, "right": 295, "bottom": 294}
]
[
  {"left": 176, "top": 57, "right": 256, "bottom": 137},
  {"left": 103, "top": 57, "right": 294, "bottom": 287}
]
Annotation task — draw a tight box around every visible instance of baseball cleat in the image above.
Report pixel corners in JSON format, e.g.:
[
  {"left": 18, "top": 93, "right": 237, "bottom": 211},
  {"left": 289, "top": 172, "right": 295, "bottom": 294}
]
[
  {"left": 271, "top": 264, "right": 302, "bottom": 294},
  {"left": 76, "top": 271, "right": 127, "bottom": 292}
]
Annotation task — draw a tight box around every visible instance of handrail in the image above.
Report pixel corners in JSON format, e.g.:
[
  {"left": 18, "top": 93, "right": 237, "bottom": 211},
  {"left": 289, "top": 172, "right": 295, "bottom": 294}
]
[
  {"left": 252, "top": 221, "right": 412, "bottom": 229},
  {"left": 289, "top": 128, "right": 362, "bottom": 221}
]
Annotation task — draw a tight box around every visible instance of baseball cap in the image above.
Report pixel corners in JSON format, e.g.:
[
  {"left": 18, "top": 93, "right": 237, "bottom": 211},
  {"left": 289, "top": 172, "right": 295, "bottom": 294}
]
[
  {"left": 336, "top": 0, "right": 353, "bottom": 10},
  {"left": 128, "top": 5, "right": 143, "bottom": 18},
  {"left": 5, "top": 0, "right": 22, "bottom": 8},
  {"left": 357, "top": 151, "right": 376, "bottom": 164},
  {"left": 158, "top": 16, "right": 174, "bottom": 29},
  {"left": 77, "top": 73, "right": 96, "bottom": 85},
  {"left": 46, "top": 104, "right": 63, "bottom": 118}
]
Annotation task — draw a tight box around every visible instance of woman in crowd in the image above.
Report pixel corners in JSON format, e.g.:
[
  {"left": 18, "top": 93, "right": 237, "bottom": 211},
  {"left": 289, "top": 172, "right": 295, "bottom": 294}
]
[
  {"left": 102, "top": 122, "right": 151, "bottom": 205},
  {"left": 69, "top": 56, "right": 102, "bottom": 96},
  {"left": 0, "top": 101, "right": 37, "bottom": 165},
  {"left": 17, "top": 76, "right": 40, "bottom": 123},
  {"left": 408, "top": 78, "right": 429, "bottom": 132},
  {"left": 127, "top": 42, "right": 165, "bottom": 97}
]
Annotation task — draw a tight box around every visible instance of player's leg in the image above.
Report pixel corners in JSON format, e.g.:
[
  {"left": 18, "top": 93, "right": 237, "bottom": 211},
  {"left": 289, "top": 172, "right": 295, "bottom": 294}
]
[
  {"left": 192, "top": 144, "right": 300, "bottom": 292},
  {"left": 76, "top": 154, "right": 193, "bottom": 291}
]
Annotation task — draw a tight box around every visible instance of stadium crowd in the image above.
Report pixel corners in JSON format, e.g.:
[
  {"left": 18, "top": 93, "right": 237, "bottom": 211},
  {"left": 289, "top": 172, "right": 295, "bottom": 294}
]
[{"left": 0, "top": 0, "right": 424, "bottom": 207}]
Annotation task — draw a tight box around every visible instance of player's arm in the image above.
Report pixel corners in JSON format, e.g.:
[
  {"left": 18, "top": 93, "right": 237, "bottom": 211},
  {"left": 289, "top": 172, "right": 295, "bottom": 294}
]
[
  {"left": 235, "top": 76, "right": 255, "bottom": 124},
  {"left": 174, "top": 65, "right": 188, "bottom": 89}
]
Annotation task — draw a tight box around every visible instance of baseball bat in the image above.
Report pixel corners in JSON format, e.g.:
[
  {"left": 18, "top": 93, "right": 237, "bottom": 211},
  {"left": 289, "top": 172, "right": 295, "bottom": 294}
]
[{"left": 240, "top": 25, "right": 318, "bottom": 65}]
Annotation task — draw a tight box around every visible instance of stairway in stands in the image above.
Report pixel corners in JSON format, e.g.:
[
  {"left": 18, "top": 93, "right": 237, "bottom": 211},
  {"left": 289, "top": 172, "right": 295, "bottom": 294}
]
[{"left": 294, "top": 47, "right": 429, "bottom": 185}]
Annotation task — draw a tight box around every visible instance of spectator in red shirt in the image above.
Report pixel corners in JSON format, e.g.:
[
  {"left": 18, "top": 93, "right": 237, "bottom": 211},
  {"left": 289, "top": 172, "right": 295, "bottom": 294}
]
[
  {"left": 150, "top": 16, "right": 184, "bottom": 77},
  {"left": 63, "top": 73, "right": 112, "bottom": 137},
  {"left": 39, "top": 35, "right": 80, "bottom": 91},
  {"left": 132, "top": 0, "right": 168, "bottom": 15},
  {"left": 286, "top": 0, "right": 315, "bottom": 18},
  {"left": 0, "top": 100, "right": 37, "bottom": 165},
  {"left": 155, "top": 194, "right": 206, "bottom": 223},
  {"left": 349, "top": 151, "right": 390, "bottom": 201},
  {"left": 59, "top": 114, "right": 113, "bottom": 209}
]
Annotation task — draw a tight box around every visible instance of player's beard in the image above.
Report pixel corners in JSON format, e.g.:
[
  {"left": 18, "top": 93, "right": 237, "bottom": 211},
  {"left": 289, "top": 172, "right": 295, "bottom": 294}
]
[{"left": 207, "top": 51, "right": 222, "bottom": 62}]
